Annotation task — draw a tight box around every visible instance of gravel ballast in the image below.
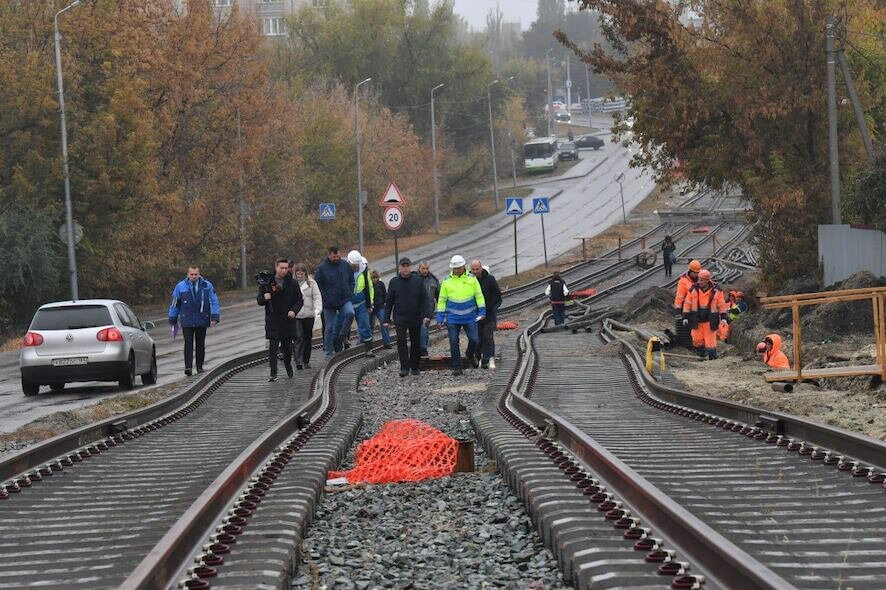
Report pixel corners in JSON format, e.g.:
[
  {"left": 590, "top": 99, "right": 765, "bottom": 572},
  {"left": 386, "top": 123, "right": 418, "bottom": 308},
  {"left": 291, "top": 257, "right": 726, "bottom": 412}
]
[{"left": 292, "top": 350, "right": 568, "bottom": 589}]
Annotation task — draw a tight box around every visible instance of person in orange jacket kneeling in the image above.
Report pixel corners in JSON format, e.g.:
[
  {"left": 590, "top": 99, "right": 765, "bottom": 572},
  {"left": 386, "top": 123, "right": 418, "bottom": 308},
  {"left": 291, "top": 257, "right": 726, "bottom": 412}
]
[
  {"left": 681, "top": 269, "right": 727, "bottom": 359},
  {"left": 756, "top": 334, "right": 790, "bottom": 370}
]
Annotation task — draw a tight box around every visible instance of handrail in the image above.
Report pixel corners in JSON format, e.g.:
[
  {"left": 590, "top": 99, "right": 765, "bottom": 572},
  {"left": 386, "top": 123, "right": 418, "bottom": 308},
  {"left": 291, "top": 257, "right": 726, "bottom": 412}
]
[{"left": 759, "top": 285, "right": 886, "bottom": 304}]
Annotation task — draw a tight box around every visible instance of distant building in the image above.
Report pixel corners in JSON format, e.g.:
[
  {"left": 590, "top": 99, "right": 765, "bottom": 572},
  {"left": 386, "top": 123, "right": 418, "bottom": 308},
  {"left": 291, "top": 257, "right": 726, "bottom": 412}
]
[{"left": 175, "top": 0, "right": 327, "bottom": 37}]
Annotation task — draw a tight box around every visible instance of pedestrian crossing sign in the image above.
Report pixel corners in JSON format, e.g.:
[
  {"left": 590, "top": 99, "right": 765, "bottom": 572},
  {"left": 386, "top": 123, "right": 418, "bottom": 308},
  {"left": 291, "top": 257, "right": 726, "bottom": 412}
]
[
  {"left": 532, "top": 197, "right": 550, "bottom": 214},
  {"left": 505, "top": 197, "right": 524, "bottom": 215},
  {"left": 319, "top": 203, "right": 336, "bottom": 221}
]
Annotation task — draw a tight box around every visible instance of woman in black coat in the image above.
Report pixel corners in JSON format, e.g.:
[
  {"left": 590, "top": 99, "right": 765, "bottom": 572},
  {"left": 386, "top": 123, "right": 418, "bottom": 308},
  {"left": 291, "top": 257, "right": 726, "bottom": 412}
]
[
  {"left": 661, "top": 235, "right": 676, "bottom": 278},
  {"left": 257, "top": 259, "right": 304, "bottom": 381}
]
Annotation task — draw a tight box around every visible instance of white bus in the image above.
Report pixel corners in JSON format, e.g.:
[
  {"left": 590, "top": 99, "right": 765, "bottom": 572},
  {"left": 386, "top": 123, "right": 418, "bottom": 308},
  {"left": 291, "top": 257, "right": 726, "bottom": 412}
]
[{"left": 523, "top": 137, "right": 559, "bottom": 174}]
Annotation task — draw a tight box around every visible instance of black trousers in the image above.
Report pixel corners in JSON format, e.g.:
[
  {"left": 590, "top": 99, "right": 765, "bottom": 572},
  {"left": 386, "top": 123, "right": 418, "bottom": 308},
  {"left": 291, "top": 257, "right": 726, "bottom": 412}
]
[
  {"left": 467, "top": 313, "right": 496, "bottom": 362},
  {"left": 268, "top": 338, "right": 293, "bottom": 376},
  {"left": 395, "top": 324, "right": 422, "bottom": 371},
  {"left": 181, "top": 326, "right": 207, "bottom": 371},
  {"left": 293, "top": 317, "right": 315, "bottom": 366}
]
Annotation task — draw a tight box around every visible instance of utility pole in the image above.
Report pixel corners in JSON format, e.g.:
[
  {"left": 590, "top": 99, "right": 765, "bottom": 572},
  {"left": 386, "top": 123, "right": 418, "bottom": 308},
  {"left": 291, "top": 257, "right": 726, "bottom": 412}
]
[
  {"left": 565, "top": 54, "right": 571, "bottom": 113},
  {"left": 355, "top": 77, "right": 372, "bottom": 252},
  {"left": 585, "top": 62, "right": 592, "bottom": 129},
  {"left": 615, "top": 173, "right": 626, "bottom": 224},
  {"left": 545, "top": 48, "right": 554, "bottom": 137},
  {"left": 54, "top": 0, "right": 82, "bottom": 301},
  {"left": 487, "top": 79, "right": 501, "bottom": 209},
  {"left": 430, "top": 83, "right": 444, "bottom": 233},
  {"left": 508, "top": 130, "right": 517, "bottom": 188},
  {"left": 236, "top": 110, "right": 247, "bottom": 290},
  {"left": 826, "top": 16, "right": 841, "bottom": 225}
]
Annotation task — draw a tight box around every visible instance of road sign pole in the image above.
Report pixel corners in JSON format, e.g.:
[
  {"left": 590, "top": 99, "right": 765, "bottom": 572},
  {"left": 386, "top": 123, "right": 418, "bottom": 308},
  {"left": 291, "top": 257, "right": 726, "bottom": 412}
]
[
  {"left": 513, "top": 216, "right": 518, "bottom": 276},
  {"left": 541, "top": 214, "right": 548, "bottom": 267},
  {"left": 394, "top": 234, "right": 400, "bottom": 270}
]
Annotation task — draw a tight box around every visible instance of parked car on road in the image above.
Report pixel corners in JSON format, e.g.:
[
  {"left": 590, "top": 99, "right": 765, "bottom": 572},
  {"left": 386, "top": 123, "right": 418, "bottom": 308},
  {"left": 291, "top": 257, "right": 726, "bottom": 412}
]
[
  {"left": 555, "top": 112, "right": 571, "bottom": 123},
  {"left": 19, "top": 299, "right": 157, "bottom": 396},
  {"left": 557, "top": 142, "right": 579, "bottom": 161},
  {"left": 574, "top": 134, "right": 604, "bottom": 150}
]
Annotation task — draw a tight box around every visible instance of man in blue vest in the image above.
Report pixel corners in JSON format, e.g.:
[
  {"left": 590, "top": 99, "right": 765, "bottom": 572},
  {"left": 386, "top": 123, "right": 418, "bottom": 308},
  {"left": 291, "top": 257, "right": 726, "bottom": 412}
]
[
  {"left": 436, "top": 255, "right": 486, "bottom": 375},
  {"left": 168, "top": 265, "right": 220, "bottom": 376}
]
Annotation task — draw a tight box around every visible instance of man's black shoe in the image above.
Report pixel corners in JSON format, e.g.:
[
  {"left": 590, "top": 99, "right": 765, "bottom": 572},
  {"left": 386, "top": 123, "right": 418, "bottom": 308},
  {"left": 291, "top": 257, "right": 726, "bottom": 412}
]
[
  {"left": 470, "top": 356, "right": 480, "bottom": 368},
  {"left": 452, "top": 368, "right": 463, "bottom": 376},
  {"left": 383, "top": 343, "right": 393, "bottom": 349},
  {"left": 420, "top": 349, "right": 429, "bottom": 357},
  {"left": 296, "top": 365, "right": 304, "bottom": 370},
  {"left": 399, "top": 369, "right": 408, "bottom": 377},
  {"left": 196, "top": 367, "right": 204, "bottom": 374},
  {"left": 410, "top": 369, "right": 420, "bottom": 376},
  {"left": 268, "top": 375, "right": 278, "bottom": 382},
  {"left": 184, "top": 369, "right": 192, "bottom": 376},
  {"left": 481, "top": 362, "right": 489, "bottom": 369},
  {"left": 286, "top": 367, "right": 294, "bottom": 378}
]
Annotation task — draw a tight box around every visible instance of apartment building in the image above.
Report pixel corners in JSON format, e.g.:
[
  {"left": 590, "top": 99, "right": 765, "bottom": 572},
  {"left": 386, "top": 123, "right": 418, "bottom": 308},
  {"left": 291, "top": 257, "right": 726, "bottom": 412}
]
[{"left": 191, "top": 0, "right": 321, "bottom": 37}]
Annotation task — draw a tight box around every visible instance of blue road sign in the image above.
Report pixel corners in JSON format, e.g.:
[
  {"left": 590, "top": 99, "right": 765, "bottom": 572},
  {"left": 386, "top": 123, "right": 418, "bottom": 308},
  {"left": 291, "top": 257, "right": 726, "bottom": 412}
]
[
  {"left": 505, "top": 197, "right": 524, "bottom": 216},
  {"left": 319, "top": 203, "right": 336, "bottom": 221},
  {"left": 532, "top": 197, "right": 550, "bottom": 214}
]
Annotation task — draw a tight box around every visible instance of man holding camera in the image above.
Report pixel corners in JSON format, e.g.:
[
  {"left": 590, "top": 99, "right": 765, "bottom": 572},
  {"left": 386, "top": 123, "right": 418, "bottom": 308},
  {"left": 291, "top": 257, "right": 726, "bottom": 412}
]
[{"left": 257, "top": 258, "right": 304, "bottom": 382}]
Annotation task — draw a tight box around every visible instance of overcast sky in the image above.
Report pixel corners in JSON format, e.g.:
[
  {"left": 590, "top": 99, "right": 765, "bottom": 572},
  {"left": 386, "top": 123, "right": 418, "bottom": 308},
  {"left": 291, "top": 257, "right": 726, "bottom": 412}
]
[{"left": 451, "top": 0, "right": 539, "bottom": 31}]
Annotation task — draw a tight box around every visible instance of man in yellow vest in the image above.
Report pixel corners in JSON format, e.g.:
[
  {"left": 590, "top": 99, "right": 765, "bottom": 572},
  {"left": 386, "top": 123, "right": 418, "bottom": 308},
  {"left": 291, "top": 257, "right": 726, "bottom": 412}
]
[
  {"left": 346, "top": 250, "right": 375, "bottom": 357},
  {"left": 436, "top": 255, "right": 486, "bottom": 376}
]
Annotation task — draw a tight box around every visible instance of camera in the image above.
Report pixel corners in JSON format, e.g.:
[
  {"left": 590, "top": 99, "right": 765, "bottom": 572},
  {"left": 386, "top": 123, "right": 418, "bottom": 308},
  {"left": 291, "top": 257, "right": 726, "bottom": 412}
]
[{"left": 255, "top": 270, "right": 274, "bottom": 287}]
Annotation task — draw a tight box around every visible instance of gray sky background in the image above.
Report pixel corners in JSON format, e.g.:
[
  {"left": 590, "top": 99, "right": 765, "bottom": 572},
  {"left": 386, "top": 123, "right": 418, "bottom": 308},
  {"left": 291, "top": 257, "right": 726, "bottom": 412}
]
[{"left": 451, "top": 0, "right": 539, "bottom": 31}]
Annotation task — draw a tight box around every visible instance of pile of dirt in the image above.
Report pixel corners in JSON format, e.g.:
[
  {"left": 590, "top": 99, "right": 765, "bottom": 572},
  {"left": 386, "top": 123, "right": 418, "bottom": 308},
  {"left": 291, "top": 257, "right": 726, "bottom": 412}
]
[
  {"left": 621, "top": 286, "right": 675, "bottom": 324},
  {"left": 801, "top": 271, "right": 886, "bottom": 341}
]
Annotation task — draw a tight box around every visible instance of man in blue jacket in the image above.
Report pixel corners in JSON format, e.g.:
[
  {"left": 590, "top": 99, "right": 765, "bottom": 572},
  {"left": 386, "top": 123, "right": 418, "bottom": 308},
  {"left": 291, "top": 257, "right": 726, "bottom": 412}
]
[
  {"left": 314, "top": 246, "right": 355, "bottom": 357},
  {"left": 168, "top": 265, "right": 220, "bottom": 376}
]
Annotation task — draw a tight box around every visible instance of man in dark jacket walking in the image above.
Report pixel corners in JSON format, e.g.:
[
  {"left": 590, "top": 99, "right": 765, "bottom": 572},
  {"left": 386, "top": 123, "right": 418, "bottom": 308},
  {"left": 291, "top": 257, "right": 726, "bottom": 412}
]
[
  {"left": 384, "top": 258, "right": 431, "bottom": 376},
  {"left": 314, "top": 246, "right": 355, "bottom": 357},
  {"left": 468, "top": 260, "right": 502, "bottom": 369},
  {"left": 418, "top": 261, "right": 439, "bottom": 356},
  {"left": 258, "top": 258, "right": 304, "bottom": 381},
  {"left": 168, "top": 265, "right": 220, "bottom": 376}
]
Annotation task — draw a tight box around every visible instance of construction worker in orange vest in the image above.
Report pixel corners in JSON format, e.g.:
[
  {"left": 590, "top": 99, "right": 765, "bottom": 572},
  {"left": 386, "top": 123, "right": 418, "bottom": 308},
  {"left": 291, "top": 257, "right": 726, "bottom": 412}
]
[
  {"left": 756, "top": 334, "right": 790, "bottom": 370},
  {"left": 673, "top": 259, "right": 702, "bottom": 313},
  {"left": 681, "top": 269, "right": 727, "bottom": 359}
]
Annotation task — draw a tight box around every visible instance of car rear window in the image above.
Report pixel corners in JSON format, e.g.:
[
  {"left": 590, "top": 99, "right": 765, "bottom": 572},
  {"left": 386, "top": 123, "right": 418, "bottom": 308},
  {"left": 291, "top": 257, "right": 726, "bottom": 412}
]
[
  {"left": 560, "top": 143, "right": 576, "bottom": 149},
  {"left": 30, "top": 305, "right": 113, "bottom": 330}
]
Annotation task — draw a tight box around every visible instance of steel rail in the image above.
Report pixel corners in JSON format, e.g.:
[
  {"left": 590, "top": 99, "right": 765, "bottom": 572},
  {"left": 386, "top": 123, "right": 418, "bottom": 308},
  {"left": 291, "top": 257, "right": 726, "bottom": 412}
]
[
  {"left": 122, "top": 344, "right": 372, "bottom": 589},
  {"left": 501, "top": 312, "right": 793, "bottom": 589}
]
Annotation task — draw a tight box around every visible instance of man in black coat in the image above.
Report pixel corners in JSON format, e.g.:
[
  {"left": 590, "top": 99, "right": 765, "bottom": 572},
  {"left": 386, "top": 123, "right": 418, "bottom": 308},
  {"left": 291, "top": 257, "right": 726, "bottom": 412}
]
[
  {"left": 468, "top": 259, "right": 502, "bottom": 369},
  {"left": 258, "top": 258, "right": 304, "bottom": 381},
  {"left": 384, "top": 258, "right": 431, "bottom": 377}
]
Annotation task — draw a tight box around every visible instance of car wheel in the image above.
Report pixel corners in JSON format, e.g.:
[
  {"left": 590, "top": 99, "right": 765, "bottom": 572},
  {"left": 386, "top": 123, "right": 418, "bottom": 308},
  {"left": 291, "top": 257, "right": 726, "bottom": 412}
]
[
  {"left": 119, "top": 353, "right": 136, "bottom": 390},
  {"left": 49, "top": 383, "right": 65, "bottom": 392},
  {"left": 142, "top": 350, "right": 158, "bottom": 385},
  {"left": 22, "top": 378, "right": 39, "bottom": 397}
]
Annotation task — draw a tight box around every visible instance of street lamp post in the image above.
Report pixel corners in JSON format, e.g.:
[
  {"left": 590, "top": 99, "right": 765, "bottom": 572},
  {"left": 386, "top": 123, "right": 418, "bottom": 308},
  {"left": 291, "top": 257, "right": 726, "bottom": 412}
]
[
  {"left": 615, "top": 172, "right": 626, "bottom": 224},
  {"left": 585, "top": 62, "right": 592, "bottom": 129},
  {"left": 54, "top": 0, "right": 82, "bottom": 301},
  {"left": 486, "top": 79, "right": 501, "bottom": 209},
  {"left": 508, "top": 130, "right": 517, "bottom": 188},
  {"left": 430, "top": 83, "right": 444, "bottom": 233},
  {"left": 545, "top": 48, "right": 554, "bottom": 137},
  {"left": 355, "top": 76, "right": 372, "bottom": 253}
]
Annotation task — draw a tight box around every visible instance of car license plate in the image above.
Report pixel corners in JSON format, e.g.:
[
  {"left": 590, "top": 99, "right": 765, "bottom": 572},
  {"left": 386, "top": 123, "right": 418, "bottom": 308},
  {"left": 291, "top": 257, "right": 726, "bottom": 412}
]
[{"left": 51, "top": 357, "right": 88, "bottom": 367}]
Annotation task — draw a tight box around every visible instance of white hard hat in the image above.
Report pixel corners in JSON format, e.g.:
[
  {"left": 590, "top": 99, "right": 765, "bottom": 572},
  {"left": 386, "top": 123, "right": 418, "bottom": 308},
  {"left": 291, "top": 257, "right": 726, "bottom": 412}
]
[
  {"left": 347, "top": 250, "right": 362, "bottom": 265},
  {"left": 449, "top": 255, "right": 466, "bottom": 269},
  {"left": 361, "top": 256, "right": 368, "bottom": 265}
]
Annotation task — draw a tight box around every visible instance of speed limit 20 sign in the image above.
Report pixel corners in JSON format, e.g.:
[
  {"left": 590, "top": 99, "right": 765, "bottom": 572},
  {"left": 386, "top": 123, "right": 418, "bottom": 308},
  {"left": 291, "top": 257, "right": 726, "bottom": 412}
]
[{"left": 383, "top": 206, "right": 404, "bottom": 231}]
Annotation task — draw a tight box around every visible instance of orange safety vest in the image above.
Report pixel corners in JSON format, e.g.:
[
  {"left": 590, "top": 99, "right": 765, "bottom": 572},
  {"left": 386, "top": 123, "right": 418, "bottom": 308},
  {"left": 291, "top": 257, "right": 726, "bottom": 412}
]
[
  {"left": 682, "top": 283, "right": 726, "bottom": 330},
  {"left": 673, "top": 272, "right": 696, "bottom": 309}
]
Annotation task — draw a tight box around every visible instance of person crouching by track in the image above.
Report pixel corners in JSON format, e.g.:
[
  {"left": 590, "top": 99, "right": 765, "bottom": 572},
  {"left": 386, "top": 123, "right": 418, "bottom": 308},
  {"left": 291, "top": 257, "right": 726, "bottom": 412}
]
[
  {"left": 681, "top": 269, "right": 727, "bottom": 359},
  {"left": 384, "top": 258, "right": 431, "bottom": 377},
  {"left": 756, "top": 334, "right": 790, "bottom": 370},
  {"left": 168, "top": 265, "right": 220, "bottom": 376},
  {"left": 468, "top": 260, "right": 501, "bottom": 369},
  {"left": 436, "top": 255, "right": 486, "bottom": 376},
  {"left": 258, "top": 258, "right": 303, "bottom": 382},
  {"left": 346, "top": 250, "right": 375, "bottom": 357},
  {"left": 545, "top": 271, "right": 569, "bottom": 326},
  {"left": 292, "top": 263, "right": 322, "bottom": 370}
]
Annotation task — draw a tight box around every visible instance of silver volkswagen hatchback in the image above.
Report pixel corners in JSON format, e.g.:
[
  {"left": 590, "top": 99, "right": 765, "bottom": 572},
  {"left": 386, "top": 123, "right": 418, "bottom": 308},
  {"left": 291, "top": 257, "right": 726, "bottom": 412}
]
[{"left": 19, "top": 299, "right": 157, "bottom": 396}]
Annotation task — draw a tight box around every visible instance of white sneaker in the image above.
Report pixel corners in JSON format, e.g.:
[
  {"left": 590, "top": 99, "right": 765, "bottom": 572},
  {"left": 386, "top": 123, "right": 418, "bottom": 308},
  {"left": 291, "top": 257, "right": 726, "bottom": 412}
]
[{"left": 488, "top": 358, "right": 496, "bottom": 369}]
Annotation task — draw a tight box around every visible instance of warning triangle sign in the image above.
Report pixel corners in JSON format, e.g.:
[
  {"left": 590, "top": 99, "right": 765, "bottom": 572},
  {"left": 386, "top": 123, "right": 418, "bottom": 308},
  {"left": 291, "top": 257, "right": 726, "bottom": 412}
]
[
  {"left": 379, "top": 182, "right": 406, "bottom": 206},
  {"left": 506, "top": 198, "right": 523, "bottom": 215}
]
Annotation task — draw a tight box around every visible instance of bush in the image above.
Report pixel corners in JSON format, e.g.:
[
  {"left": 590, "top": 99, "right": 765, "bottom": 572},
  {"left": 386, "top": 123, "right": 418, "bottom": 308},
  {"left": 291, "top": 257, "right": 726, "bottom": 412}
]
[{"left": 844, "top": 150, "right": 886, "bottom": 232}]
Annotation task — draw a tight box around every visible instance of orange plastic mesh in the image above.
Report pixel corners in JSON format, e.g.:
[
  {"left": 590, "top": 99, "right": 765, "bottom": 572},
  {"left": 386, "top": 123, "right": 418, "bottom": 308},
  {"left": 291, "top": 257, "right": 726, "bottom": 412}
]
[
  {"left": 571, "top": 288, "right": 597, "bottom": 298},
  {"left": 496, "top": 320, "right": 519, "bottom": 330},
  {"left": 328, "top": 419, "right": 458, "bottom": 485}
]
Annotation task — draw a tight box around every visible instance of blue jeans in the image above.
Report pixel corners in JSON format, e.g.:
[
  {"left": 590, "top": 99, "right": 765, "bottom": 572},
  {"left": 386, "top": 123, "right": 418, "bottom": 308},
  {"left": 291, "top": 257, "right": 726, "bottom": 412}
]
[
  {"left": 420, "top": 323, "right": 429, "bottom": 354},
  {"left": 551, "top": 304, "right": 566, "bottom": 325},
  {"left": 323, "top": 302, "right": 354, "bottom": 356},
  {"left": 351, "top": 302, "right": 373, "bottom": 343},
  {"left": 447, "top": 322, "right": 479, "bottom": 369},
  {"left": 371, "top": 306, "right": 391, "bottom": 345}
]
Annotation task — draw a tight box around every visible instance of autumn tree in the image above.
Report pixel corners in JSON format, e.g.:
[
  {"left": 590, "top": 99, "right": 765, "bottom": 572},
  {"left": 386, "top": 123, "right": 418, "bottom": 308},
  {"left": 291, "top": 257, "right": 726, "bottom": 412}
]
[{"left": 559, "top": 1, "right": 884, "bottom": 285}]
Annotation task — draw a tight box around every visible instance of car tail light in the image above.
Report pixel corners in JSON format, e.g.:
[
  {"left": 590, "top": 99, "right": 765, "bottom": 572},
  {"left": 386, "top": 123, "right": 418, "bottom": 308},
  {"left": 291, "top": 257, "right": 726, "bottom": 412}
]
[
  {"left": 22, "top": 332, "right": 44, "bottom": 347},
  {"left": 97, "top": 327, "right": 124, "bottom": 342}
]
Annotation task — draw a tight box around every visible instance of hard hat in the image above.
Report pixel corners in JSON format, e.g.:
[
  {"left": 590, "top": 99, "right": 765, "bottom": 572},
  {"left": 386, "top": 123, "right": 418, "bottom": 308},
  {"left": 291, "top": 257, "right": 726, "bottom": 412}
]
[
  {"left": 347, "top": 250, "right": 362, "bottom": 265},
  {"left": 449, "top": 254, "right": 466, "bottom": 269},
  {"left": 735, "top": 291, "right": 744, "bottom": 299},
  {"left": 688, "top": 260, "right": 702, "bottom": 273},
  {"left": 698, "top": 269, "right": 712, "bottom": 280},
  {"left": 361, "top": 256, "right": 368, "bottom": 265},
  {"left": 756, "top": 342, "right": 767, "bottom": 353}
]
